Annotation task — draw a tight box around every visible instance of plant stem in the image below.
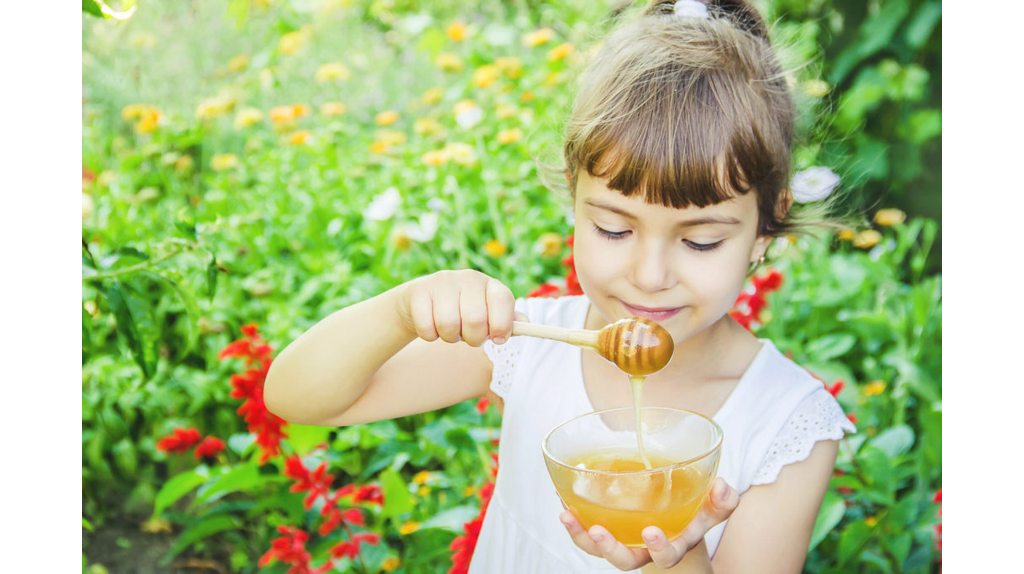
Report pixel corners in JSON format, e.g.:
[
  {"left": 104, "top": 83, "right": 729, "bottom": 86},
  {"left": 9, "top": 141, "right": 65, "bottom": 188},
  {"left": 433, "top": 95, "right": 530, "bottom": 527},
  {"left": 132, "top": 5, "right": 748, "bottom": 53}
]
[{"left": 82, "top": 249, "right": 184, "bottom": 281}]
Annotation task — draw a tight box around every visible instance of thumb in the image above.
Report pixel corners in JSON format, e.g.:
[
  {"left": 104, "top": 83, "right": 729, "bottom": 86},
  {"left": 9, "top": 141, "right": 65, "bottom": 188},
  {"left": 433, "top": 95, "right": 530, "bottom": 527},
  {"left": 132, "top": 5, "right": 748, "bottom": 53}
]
[{"left": 514, "top": 312, "right": 530, "bottom": 323}]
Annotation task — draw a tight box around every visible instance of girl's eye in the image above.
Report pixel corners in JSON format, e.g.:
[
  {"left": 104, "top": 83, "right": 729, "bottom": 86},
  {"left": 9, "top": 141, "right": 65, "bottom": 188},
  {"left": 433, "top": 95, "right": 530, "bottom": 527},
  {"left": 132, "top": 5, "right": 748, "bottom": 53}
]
[
  {"left": 684, "top": 239, "right": 724, "bottom": 252},
  {"left": 593, "top": 224, "right": 630, "bottom": 240}
]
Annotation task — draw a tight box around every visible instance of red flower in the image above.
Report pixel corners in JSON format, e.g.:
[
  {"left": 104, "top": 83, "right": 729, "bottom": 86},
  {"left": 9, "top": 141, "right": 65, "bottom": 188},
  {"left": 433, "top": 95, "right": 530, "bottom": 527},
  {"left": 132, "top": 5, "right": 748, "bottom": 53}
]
[
  {"left": 221, "top": 326, "right": 287, "bottom": 463},
  {"left": 475, "top": 397, "right": 491, "bottom": 414},
  {"left": 825, "top": 380, "right": 844, "bottom": 398},
  {"left": 156, "top": 427, "right": 202, "bottom": 454},
  {"left": 847, "top": 413, "right": 858, "bottom": 425},
  {"left": 330, "top": 532, "right": 381, "bottom": 560},
  {"left": 449, "top": 480, "right": 496, "bottom": 574},
  {"left": 320, "top": 507, "right": 365, "bottom": 536},
  {"left": 258, "top": 526, "right": 333, "bottom": 573},
  {"left": 193, "top": 436, "right": 226, "bottom": 460},
  {"left": 283, "top": 456, "right": 336, "bottom": 510},
  {"left": 933, "top": 489, "right": 942, "bottom": 558},
  {"left": 528, "top": 282, "right": 561, "bottom": 298},
  {"left": 729, "top": 269, "right": 784, "bottom": 332}
]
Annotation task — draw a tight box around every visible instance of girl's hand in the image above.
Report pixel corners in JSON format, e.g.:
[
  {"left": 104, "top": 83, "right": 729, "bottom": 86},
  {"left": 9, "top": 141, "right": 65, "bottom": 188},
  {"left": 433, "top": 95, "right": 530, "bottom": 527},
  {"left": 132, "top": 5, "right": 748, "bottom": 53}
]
[
  {"left": 396, "top": 270, "right": 520, "bottom": 347},
  {"left": 559, "top": 478, "right": 740, "bottom": 571}
]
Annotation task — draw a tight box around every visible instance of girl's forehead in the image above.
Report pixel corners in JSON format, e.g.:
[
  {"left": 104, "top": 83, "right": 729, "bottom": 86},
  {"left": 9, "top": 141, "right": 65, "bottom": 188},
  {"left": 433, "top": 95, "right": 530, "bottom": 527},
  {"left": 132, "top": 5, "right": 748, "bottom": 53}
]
[{"left": 576, "top": 171, "right": 757, "bottom": 219}]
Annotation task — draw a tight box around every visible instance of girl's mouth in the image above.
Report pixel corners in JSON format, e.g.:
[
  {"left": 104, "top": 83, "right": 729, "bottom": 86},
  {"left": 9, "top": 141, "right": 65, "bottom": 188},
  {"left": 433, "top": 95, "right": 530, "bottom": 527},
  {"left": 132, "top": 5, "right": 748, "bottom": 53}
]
[{"left": 621, "top": 302, "right": 683, "bottom": 322}]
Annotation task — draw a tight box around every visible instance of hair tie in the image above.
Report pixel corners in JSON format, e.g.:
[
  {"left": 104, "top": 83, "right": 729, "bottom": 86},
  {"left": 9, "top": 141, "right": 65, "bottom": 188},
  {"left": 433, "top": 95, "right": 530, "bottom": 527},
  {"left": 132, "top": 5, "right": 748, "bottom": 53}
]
[{"left": 674, "top": 0, "right": 710, "bottom": 19}]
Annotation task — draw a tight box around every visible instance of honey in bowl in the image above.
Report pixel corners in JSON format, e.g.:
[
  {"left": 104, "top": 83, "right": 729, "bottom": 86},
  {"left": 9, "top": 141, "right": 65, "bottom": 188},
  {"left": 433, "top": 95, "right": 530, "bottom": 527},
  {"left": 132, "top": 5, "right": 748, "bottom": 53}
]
[{"left": 543, "top": 407, "right": 723, "bottom": 547}]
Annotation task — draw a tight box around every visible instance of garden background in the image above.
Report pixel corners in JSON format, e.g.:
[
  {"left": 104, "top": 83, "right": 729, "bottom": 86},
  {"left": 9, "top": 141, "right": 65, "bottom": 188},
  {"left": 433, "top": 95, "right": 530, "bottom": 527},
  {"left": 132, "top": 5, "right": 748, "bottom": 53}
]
[{"left": 81, "top": 0, "right": 942, "bottom": 572}]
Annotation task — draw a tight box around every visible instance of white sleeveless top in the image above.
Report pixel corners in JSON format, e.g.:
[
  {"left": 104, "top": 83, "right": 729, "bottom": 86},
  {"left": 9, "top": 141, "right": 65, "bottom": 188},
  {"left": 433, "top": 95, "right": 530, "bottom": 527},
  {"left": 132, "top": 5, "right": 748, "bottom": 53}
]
[{"left": 468, "top": 295, "right": 855, "bottom": 573}]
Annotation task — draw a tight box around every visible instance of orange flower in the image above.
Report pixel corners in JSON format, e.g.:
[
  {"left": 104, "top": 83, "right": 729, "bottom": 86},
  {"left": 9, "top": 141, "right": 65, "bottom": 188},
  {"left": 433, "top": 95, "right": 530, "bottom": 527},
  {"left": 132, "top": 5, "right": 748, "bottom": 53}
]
[
  {"left": 537, "top": 232, "right": 562, "bottom": 257},
  {"left": 136, "top": 108, "right": 162, "bottom": 134},
  {"left": 863, "top": 380, "right": 886, "bottom": 396},
  {"left": 381, "top": 557, "right": 401, "bottom": 572},
  {"left": 853, "top": 229, "right": 882, "bottom": 249},
  {"left": 496, "top": 128, "right": 523, "bottom": 145},
  {"left": 289, "top": 130, "right": 312, "bottom": 145},
  {"left": 837, "top": 228, "right": 856, "bottom": 241},
  {"left": 874, "top": 208, "right": 907, "bottom": 226},
  {"left": 523, "top": 27, "right": 554, "bottom": 47},
  {"left": 519, "top": 90, "right": 536, "bottom": 103},
  {"left": 269, "top": 105, "right": 296, "bottom": 123},
  {"left": 399, "top": 521, "right": 420, "bottom": 535},
  {"left": 547, "top": 42, "right": 575, "bottom": 62}
]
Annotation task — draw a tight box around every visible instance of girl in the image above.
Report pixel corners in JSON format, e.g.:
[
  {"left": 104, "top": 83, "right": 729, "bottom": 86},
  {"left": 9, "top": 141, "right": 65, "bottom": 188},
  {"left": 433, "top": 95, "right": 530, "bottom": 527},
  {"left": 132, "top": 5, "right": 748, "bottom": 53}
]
[{"left": 265, "top": 1, "right": 855, "bottom": 572}]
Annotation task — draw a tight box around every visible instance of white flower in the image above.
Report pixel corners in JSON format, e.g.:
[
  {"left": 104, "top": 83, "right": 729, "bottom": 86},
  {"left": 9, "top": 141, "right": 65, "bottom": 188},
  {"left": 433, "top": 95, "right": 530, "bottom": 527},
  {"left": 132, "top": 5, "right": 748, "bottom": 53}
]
[
  {"left": 674, "top": 0, "right": 709, "bottom": 19},
  {"left": 364, "top": 187, "right": 402, "bottom": 221},
  {"left": 790, "top": 166, "right": 840, "bottom": 203},
  {"left": 427, "top": 198, "right": 446, "bottom": 211},
  {"left": 404, "top": 212, "right": 440, "bottom": 242},
  {"left": 455, "top": 104, "right": 483, "bottom": 128}
]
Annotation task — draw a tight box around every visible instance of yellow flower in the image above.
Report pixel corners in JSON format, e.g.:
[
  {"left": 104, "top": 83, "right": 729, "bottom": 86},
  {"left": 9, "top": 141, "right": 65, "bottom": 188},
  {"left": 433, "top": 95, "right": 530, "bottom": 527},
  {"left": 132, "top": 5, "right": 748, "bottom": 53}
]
[
  {"left": 136, "top": 108, "right": 162, "bottom": 134},
  {"left": 495, "top": 56, "right": 523, "bottom": 79},
  {"left": 497, "top": 128, "right": 523, "bottom": 145},
  {"left": 523, "top": 27, "right": 555, "bottom": 48},
  {"left": 413, "top": 471, "right": 432, "bottom": 484},
  {"left": 803, "top": 79, "right": 830, "bottom": 98},
  {"left": 537, "top": 232, "right": 563, "bottom": 257},
  {"left": 319, "top": 102, "right": 347, "bottom": 116},
  {"left": 82, "top": 193, "right": 95, "bottom": 220},
  {"left": 864, "top": 516, "right": 878, "bottom": 528},
  {"left": 874, "top": 208, "right": 907, "bottom": 227},
  {"left": 175, "top": 155, "right": 194, "bottom": 173},
  {"left": 837, "top": 228, "right": 856, "bottom": 241},
  {"left": 435, "top": 52, "right": 464, "bottom": 72},
  {"left": 484, "top": 239, "right": 508, "bottom": 257},
  {"left": 375, "top": 110, "right": 400, "bottom": 126},
  {"left": 377, "top": 130, "right": 407, "bottom": 147},
  {"left": 289, "top": 130, "right": 312, "bottom": 145},
  {"left": 422, "top": 149, "right": 450, "bottom": 166},
  {"left": 292, "top": 104, "right": 311, "bottom": 118},
  {"left": 399, "top": 521, "right": 420, "bottom": 535},
  {"left": 129, "top": 32, "right": 157, "bottom": 49},
  {"left": 472, "top": 64, "right": 500, "bottom": 88},
  {"left": 269, "top": 105, "right": 297, "bottom": 123},
  {"left": 463, "top": 485, "right": 477, "bottom": 497},
  {"left": 227, "top": 54, "right": 250, "bottom": 73},
  {"left": 315, "top": 62, "right": 351, "bottom": 83},
  {"left": 853, "top": 229, "right": 882, "bottom": 249},
  {"left": 196, "top": 94, "right": 237, "bottom": 121},
  {"left": 541, "top": 71, "right": 562, "bottom": 87},
  {"left": 233, "top": 107, "right": 264, "bottom": 129},
  {"left": 519, "top": 90, "right": 536, "bottom": 103},
  {"left": 278, "top": 27, "right": 311, "bottom": 55},
  {"left": 369, "top": 140, "right": 390, "bottom": 154},
  {"left": 413, "top": 117, "right": 443, "bottom": 136},
  {"left": 547, "top": 42, "right": 575, "bottom": 62},
  {"left": 211, "top": 153, "right": 240, "bottom": 171},
  {"left": 445, "top": 142, "right": 477, "bottom": 165},
  {"left": 381, "top": 557, "right": 402, "bottom": 572},
  {"left": 863, "top": 380, "right": 886, "bottom": 396},
  {"left": 447, "top": 20, "right": 467, "bottom": 42},
  {"left": 120, "top": 103, "right": 148, "bottom": 121},
  {"left": 418, "top": 485, "right": 431, "bottom": 496},
  {"left": 392, "top": 230, "right": 412, "bottom": 251},
  {"left": 495, "top": 103, "right": 518, "bottom": 120},
  {"left": 422, "top": 87, "right": 444, "bottom": 105}
]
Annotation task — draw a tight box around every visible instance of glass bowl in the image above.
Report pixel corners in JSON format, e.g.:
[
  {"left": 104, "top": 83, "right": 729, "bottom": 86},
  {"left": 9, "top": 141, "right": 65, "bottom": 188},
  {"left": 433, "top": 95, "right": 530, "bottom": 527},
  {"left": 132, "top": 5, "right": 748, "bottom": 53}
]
[{"left": 542, "top": 407, "right": 723, "bottom": 547}]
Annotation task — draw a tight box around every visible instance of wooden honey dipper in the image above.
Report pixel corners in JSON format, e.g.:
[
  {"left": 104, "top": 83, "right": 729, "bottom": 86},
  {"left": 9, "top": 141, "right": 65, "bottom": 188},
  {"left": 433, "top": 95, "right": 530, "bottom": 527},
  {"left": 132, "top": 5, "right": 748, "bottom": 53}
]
[{"left": 510, "top": 317, "right": 674, "bottom": 376}]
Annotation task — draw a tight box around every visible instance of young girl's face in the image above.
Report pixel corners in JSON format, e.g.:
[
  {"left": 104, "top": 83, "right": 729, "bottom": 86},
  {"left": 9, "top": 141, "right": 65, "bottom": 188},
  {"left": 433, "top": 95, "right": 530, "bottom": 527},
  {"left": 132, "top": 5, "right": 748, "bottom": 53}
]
[{"left": 573, "top": 171, "right": 771, "bottom": 344}]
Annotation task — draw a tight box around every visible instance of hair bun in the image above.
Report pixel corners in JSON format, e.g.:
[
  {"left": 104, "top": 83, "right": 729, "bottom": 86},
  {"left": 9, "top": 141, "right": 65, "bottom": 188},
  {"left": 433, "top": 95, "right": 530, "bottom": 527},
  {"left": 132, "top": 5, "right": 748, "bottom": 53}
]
[{"left": 646, "top": 0, "right": 769, "bottom": 41}]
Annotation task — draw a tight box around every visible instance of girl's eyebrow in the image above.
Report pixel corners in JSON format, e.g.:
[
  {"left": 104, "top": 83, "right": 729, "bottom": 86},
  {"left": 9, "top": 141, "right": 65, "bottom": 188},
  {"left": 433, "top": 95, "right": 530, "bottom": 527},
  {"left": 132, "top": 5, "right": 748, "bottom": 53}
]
[{"left": 583, "top": 199, "right": 741, "bottom": 227}]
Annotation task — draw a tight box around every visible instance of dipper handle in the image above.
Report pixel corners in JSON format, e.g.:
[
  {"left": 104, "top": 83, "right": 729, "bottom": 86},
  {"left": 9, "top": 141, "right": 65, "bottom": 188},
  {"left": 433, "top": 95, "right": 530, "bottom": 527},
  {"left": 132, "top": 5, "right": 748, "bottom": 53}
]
[{"left": 510, "top": 321, "right": 600, "bottom": 349}]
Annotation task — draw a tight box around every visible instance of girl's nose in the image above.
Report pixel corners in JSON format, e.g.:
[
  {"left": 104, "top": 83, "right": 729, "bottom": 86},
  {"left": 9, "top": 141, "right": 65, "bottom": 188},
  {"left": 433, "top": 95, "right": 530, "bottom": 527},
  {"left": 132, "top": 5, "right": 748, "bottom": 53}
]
[{"left": 630, "top": 242, "right": 675, "bottom": 293}]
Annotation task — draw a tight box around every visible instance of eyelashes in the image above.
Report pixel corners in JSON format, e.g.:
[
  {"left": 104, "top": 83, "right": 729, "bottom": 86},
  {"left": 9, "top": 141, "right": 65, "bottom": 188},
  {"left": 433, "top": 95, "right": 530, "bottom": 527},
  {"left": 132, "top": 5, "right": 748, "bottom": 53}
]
[{"left": 592, "top": 224, "right": 724, "bottom": 252}]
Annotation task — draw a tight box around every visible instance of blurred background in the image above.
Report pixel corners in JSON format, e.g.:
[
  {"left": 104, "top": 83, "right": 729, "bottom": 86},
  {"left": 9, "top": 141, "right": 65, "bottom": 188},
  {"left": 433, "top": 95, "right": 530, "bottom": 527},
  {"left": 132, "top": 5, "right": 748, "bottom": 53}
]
[{"left": 82, "top": 1, "right": 941, "bottom": 572}]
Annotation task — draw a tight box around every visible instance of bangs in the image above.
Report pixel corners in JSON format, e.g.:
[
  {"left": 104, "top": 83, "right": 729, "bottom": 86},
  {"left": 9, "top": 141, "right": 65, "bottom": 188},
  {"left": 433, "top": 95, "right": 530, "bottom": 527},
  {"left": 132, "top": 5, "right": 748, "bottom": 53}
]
[{"left": 569, "top": 68, "right": 777, "bottom": 210}]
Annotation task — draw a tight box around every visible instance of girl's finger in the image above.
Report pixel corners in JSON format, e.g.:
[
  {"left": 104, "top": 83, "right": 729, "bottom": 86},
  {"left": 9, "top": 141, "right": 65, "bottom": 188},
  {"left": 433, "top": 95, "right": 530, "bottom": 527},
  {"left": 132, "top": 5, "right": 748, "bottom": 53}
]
[
  {"left": 641, "top": 526, "right": 685, "bottom": 569},
  {"left": 587, "top": 524, "right": 649, "bottom": 571},
  {"left": 559, "top": 511, "right": 601, "bottom": 556},
  {"left": 484, "top": 279, "right": 515, "bottom": 344},
  {"left": 458, "top": 282, "right": 489, "bottom": 347},
  {"left": 432, "top": 285, "right": 463, "bottom": 343},
  {"left": 408, "top": 288, "right": 438, "bottom": 341}
]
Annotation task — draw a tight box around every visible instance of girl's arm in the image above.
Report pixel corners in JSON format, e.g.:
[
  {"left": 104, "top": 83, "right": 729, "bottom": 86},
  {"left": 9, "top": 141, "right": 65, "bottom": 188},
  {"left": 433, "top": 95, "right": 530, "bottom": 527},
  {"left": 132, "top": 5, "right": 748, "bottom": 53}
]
[
  {"left": 263, "top": 270, "right": 516, "bottom": 426},
  {"left": 710, "top": 439, "right": 840, "bottom": 573}
]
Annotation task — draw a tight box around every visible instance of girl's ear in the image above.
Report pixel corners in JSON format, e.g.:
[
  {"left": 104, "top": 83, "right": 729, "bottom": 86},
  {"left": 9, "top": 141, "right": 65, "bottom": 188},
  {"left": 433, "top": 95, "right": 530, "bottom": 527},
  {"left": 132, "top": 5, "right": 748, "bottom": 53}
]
[
  {"left": 775, "top": 187, "right": 794, "bottom": 221},
  {"left": 750, "top": 234, "right": 773, "bottom": 264}
]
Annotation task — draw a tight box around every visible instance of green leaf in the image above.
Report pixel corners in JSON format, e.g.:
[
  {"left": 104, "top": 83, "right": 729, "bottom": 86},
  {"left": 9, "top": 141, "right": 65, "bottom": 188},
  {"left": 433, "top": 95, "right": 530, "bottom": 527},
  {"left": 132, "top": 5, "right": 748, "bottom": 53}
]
[
  {"left": 83, "top": 517, "right": 94, "bottom": 532},
  {"left": 419, "top": 505, "right": 479, "bottom": 532},
  {"left": 286, "top": 424, "right": 332, "bottom": 455},
  {"left": 160, "top": 515, "right": 241, "bottom": 564},
  {"left": 809, "top": 491, "right": 845, "bottom": 550},
  {"left": 227, "top": 433, "right": 257, "bottom": 456},
  {"left": 805, "top": 334, "right": 857, "bottom": 362},
  {"left": 869, "top": 425, "right": 915, "bottom": 458},
  {"left": 194, "top": 464, "right": 262, "bottom": 506},
  {"left": 379, "top": 468, "right": 414, "bottom": 519},
  {"left": 205, "top": 254, "right": 219, "bottom": 301},
  {"left": 112, "top": 438, "right": 138, "bottom": 477},
  {"left": 829, "top": 0, "right": 911, "bottom": 84},
  {"left": 83, "top": 0, "right": 137, "bottom": 20},
  {"left": 904, "top": 1, "right": 942, "bottom": 49},
  {"left": 837, "top": 520, "right": 872, "bottom": 565},
  {"left": 153, "top": 467, "right": 210, "bottom": 517},
  {"left": 104, "top": 280, "right": 159, "bottom": 379}
]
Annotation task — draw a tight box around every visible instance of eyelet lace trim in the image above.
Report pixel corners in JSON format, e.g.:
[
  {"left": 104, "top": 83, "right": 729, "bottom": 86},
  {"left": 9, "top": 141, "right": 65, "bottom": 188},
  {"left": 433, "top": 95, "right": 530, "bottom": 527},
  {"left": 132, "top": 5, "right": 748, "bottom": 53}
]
[
  {"left": 483, "top": 339, "right": 521, "bottom": 400},
  {"left": 752, "top": 389, "right": 856, "bottom": 486}
]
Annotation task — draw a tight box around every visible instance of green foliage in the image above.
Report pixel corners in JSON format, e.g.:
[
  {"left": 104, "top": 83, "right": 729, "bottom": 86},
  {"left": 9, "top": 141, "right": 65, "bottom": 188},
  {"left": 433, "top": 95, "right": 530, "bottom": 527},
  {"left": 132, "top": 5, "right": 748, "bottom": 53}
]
[{"left": 82, "top": 1, "right": 941, "bottom": 571}]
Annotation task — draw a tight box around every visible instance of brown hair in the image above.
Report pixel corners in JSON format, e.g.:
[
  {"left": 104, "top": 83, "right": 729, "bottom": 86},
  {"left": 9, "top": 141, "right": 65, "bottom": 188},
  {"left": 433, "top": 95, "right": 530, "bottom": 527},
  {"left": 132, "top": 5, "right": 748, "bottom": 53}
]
[{"left": 561, "top": 0, "right": 799, "bottom": 237}]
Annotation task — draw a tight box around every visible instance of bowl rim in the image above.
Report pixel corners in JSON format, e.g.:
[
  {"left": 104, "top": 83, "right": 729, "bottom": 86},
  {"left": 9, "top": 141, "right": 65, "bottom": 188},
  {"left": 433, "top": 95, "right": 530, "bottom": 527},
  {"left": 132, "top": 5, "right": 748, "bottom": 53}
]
[{"left": 540, "top": 406, "right": 724, "bottom": 476}]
